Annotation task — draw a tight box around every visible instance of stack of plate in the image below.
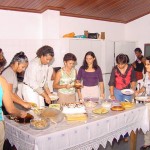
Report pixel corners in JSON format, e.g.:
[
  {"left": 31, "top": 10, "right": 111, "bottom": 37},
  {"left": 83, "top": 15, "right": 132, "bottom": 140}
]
[{"left": 135, "top": 96, "right": 150, "bottom": 102}]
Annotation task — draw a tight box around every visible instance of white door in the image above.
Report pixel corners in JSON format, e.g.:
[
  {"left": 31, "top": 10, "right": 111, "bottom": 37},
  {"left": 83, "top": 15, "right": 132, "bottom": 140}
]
[
  {"left": 91, "top": 40, "right": 103, "bottom": 70},
  {"left": 69, "top": 39, "right": 92, "bottom": 71},
  {"left": 104, "top": 40, "right": 115, "bottom": 73}
]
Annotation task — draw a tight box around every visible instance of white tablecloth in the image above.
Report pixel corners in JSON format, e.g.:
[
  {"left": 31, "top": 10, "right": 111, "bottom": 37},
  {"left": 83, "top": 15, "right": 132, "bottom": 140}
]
[{"left": 4, "top": 104, "right": 149, "bottom": 150}]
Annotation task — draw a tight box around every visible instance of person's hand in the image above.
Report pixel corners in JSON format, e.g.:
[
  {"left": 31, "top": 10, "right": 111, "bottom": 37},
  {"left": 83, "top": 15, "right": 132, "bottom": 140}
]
[
  {"left": 100, "top": 93, "right": 105, "bottom": 99},
  {"left": 66, "top": 84, "right": 73, "bottom": 89},
  {"left": 45, "top": 95, "right": 51, "bottom": 104},
  {"left": 135, "top": 90, "right": 140, "bottom": 97},
  {"left": 78, "top": 93, "right": 83, "bottom": 101},
  {"left": 48, "top": 93, "right": 56, "bottom": 97},
  {"left": 20, "top": 111, "right": 27, "bottom": 118},
  {"left": 22, "top": 102, "right": 32, "bottom": 109},
  {"left": 110, "top": 95, "right": 115, "bottom": 100}
]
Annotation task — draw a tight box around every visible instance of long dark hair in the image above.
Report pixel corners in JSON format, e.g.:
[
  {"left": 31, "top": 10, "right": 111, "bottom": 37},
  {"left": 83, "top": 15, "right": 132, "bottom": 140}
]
[
  {"left": 10, "top": 51, "right": 28, "bottom": 65},
  {"left": 2, "top": 51, "right": 28, "bottom": 73},
  {"left": 81, "top": 51, "right": 99, "bottom": 70}
]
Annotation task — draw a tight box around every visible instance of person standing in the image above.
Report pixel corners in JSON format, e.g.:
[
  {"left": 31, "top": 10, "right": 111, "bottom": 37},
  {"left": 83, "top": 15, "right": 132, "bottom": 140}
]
[
  {"left": 22, "top": 45, "right": 54, "bottom": 107},
  {"left": 76, "top": 51, "right": 104, "bottom": 100},
  {"left": 132, "top": 48, "right": 146, "bottom": 80},
  {"left": 0, "top": 76, "right": 27, "bottom": 150},
  {"left": 53, "top": 53, "right": 77, "bottom": 104},
  {"left": 109, "top": 54, "right": 136, "bottom": 101},
  {"left": 135, "top": 56, "right": 150, "bottom": 150},
  {"left": 2, "top": 52, "right": 31, "bottom": 114}
]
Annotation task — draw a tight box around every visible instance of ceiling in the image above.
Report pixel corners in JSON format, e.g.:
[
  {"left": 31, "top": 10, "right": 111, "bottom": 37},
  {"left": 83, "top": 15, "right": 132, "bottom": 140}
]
[{"left": 0, "top": 0, "right": 150, "bottom": 23}]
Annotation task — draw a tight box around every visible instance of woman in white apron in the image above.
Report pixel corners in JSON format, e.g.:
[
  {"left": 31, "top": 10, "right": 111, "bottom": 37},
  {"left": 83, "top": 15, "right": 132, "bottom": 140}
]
[{"left": 22, "top": 45, "right": 54, "bottom": 107}]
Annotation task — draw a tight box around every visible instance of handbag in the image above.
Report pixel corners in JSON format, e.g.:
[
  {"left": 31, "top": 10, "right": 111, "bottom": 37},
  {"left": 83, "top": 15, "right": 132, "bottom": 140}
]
[{"left": 88, "top": 33, "right": 99, "bottom": 39}]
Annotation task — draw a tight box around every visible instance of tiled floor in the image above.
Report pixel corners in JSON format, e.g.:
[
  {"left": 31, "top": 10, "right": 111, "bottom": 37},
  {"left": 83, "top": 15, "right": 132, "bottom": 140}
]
[{"left": 97, "top": 130, "right": 144, "bottom": 150}]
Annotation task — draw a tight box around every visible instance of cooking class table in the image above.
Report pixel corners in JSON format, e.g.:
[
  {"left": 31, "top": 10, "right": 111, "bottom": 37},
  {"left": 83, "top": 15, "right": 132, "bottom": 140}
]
[{"left": 4, "top": 104, "right": 149, "bottom": 150}]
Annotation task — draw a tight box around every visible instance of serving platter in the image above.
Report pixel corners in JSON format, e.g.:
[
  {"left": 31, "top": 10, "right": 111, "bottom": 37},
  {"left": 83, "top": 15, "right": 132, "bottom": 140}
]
[
  {"left": 120, "top": 102, "right": 135, "bottom": 109},
  {"left": 121, "top": 89, "right": 134, "bottom": 95},
  {"left": 111, "top": 106, "right": 125, "bottom": 111},
  {"left": 92, "top": 107, "right": 108, "bottom": 114}
]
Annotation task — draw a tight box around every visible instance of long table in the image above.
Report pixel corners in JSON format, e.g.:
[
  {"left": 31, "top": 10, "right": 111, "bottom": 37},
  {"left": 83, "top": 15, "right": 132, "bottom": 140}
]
[{"left": 4, "top": 104, "right": 149, "bottom": 150}]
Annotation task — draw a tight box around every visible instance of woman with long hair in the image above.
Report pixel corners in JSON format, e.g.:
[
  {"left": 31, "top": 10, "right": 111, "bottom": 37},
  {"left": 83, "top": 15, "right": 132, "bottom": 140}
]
[
  {"left": 0, "top": 63, "right": 27, "bottom": 149},
  {"left": 2, "top": 52, "right": 31, "bottom": 114},
  {"left": 77, "top": 51, "right": 104, "bottom": 100}
]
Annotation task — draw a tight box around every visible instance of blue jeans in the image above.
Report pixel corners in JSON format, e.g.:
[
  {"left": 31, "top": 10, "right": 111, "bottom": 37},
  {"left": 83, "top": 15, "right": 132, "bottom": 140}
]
[{"left": 114, "top": 88, "right": 132, "bottom": 102}]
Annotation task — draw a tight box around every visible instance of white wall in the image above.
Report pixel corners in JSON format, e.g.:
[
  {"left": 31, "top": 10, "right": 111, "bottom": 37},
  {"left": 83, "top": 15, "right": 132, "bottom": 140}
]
[
  {"left": 60, "top": 16, "right": 125, "bottom": 41},
  {"left": 0, "top": 10, "right": 42, "bottom": 39},
  {"left": 0, "top": 9, "right": 125, "bottom": 66},
  {"left": 125, "top": 14, "right": 150, "bottom": 51},
  {"left": 0, "top": 10, "right": 42, "bottom": 64}
]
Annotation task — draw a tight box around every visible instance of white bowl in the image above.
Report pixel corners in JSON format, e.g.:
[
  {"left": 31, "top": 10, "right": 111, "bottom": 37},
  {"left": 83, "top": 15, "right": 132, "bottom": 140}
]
[{"left": 121, "top": 89, "right": 134, "bottom": 95}]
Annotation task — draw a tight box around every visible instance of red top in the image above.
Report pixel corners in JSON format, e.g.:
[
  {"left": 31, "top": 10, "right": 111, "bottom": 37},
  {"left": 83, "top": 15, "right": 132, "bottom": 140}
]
[{"left": 109, "top": 64, "right": 136, "bottom": 90}]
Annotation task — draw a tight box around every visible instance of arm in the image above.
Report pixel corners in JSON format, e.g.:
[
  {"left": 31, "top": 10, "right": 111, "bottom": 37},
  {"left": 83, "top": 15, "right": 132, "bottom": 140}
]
[
  {"left": 76, "top": 68, "right": 83, "bottom": 100},
  {"left": 1, "top": 77, "right": 26, "bottom": 118},
  {"left": 135, "top": 86, "right": 145, "bottom": 96},
  {"left": 98, "top": 67, "right": 105, "bottom": 98},
  {"left": 99, "top": 82, "right": 105, "bottom": 99},
  {"left": 108, "top": 67, "right": 116, "bottom": 99},
  {"left": 109, "top": 86, "right": 115, "bottom": 100},
  {"left": 132, "top": 61, "right": 136, "bottom": 69},
  {"left": 141, "top": 57, "right": 146, "bottom": 74},
  {"left": 130, "top": 67, "right": 137, "bottom": 91},
  {"left": 40, "top": 89, "right": 51, "bottom": 104},
  {"left": 130, "top": 81, "right": 137, "bottom": 91},
  {"left": 7, "top": 83, "right": 31, "bottom": 109}
]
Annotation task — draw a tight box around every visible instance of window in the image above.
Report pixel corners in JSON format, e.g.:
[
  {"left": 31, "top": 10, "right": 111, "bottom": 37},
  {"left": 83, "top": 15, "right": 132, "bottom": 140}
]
[{"left": 144, "top": 44, "right": 150, "bottom": 57}]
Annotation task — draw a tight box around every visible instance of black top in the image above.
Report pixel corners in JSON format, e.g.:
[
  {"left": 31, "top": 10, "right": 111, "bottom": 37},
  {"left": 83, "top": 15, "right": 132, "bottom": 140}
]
[{"left": 134, "top": 56, "right": 145, "bottom": 72}]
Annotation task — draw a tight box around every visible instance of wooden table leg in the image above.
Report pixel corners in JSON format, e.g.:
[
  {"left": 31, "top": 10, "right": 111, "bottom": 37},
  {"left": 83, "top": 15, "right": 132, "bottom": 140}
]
[{"left": 130, "top": 130, "right": 137, "bottom": 150}]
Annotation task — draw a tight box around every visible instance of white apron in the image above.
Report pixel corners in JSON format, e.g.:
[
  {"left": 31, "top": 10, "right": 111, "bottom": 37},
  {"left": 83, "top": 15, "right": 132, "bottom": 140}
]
[
  {"left": 22, "top": 84, "right": 45, "bottom": 107},
  {"left": 81, "top": 85, "right": 100, "bottom": 99}
]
